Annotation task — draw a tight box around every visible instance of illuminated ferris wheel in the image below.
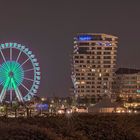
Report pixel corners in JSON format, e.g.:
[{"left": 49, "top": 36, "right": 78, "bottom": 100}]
[{"left": 0, "top": 43, "right": 41, "bottom": 103}]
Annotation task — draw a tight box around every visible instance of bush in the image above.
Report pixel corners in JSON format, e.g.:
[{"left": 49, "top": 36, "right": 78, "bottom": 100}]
[{"left": 0, "top": 114, "right": 139, "bottom": 140}]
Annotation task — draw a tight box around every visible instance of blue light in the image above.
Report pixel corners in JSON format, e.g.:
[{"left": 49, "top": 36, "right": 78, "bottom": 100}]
[
  {"left": 96, "top": 42, "right": 103, "bottom": 46},
  {"left": 137, "top": 90, "right": 140, "bottom": 93},
  {"left": 36, "top": 103, "right": 49, "bottom": 110},
  {"left": 78, "top": 35, "right": 92, "bottom": 41},
  {"left": 106, "top": 43, "right": 112, "bottom": 46}
]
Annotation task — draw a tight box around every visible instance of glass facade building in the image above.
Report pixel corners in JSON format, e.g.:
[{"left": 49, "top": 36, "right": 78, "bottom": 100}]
[{"left": 71, "top": 33, "right": 118, "bottom": 98}]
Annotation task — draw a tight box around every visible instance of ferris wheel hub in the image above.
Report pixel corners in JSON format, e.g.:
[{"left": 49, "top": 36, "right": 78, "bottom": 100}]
[
  {"left": 9, "top": 71, "right": 14, "bottom": 77},
  {"left": 0, "top": 61, "right": 24, "bottom": 90}
]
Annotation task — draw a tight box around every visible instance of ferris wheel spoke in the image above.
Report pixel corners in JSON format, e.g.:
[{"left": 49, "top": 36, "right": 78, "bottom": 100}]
[
  {"left": 0, "top": 64, "right": 9, "bottom": 72},
  {"left": 10, "top": 90, "right": 12, "bottom": 103},
  {"left": 20, "top": 83, "right": 30, "bottom": 92},
  {"left": 11, "top": 78, "right": 23, "bottom": 102},
  {"left": 24, "top": 68, "right": 34, "bottom": 72},
  {"left": 0, "top": 88, "right": 7, "bottom": 103},
  {"left": 14, "top": 58, "right": 30, "bottom": 72},
  {"left": 16, "top": 50, "right": 22, "bottom": 63},
  {"left": 0, "top": 80, "right": 6, "bottom": 87},
  {"left": 10, "top": 47, "right": 12, "bottom": 61},
  {"left": 0, "top": 81, "right": 4, "bottom": 86},
  {"left": 14, "top": 88, "right": 24, "bottom": 103},
  {"left": 20, "top": 58, "right": 30, "bottom": 67},
  {"left": 0, "top": 78, "right": 10, "bottom": 103},
  {"left": 0, "top": 50, "right": 10, "bottom": 70},
  {"left": 13, "top": 50, "right": 22, "bottom": 71},
  {"left": 24, "top": 77, "right": 34, "bottom": 82},
  {"left": 14, "top": 77, "right": 30, "bottom": 92}
]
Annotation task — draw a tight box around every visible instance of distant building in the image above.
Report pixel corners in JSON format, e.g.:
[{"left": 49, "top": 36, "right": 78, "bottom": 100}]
[
  {"left": 71, "top": 33, "right": 118, "bottom": 99},
  {"left": 113, "top": 68, "right": 140, "bottom": 100}
]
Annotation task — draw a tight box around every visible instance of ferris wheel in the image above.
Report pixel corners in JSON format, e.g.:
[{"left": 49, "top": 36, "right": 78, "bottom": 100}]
[{"left": 0, "top": 43, "right": 41, "bottom": 103}]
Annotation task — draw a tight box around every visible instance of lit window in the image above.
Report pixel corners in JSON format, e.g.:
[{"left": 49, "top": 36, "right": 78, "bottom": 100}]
[
  {"left": 76, "top": 81, "right": 80, "bottom": 85},
  {"left": 82, "top": 69, "right": 86, "bottom": 72},
  {"left": 99, "top": 73, "right": 102, "bottom": 77},
  {"left": 91, "top": 69, "right": 95, "bottom": 72},
  {"left": 81, "top": 81, "right": 85, "bottom": 84}
]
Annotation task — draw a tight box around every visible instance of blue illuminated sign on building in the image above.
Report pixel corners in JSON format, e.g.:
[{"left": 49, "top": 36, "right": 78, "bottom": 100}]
[
  {"left": 36, "top": 103, "right": 49, "bottom": 110},
  {"left": 78, "top": 35, "right": 112, "bottom": 46},
  {"left": 78, "top": 35, "right": 92, "bottom": 41},
  {"left": 96, "top": 42, "right": 112, "bottom": 46},
  {"left": 105, "top": 42, "right": 112, "bottom": 46},
  {"left": 96, "top": 42, "right": 103, "bottom": 46}
]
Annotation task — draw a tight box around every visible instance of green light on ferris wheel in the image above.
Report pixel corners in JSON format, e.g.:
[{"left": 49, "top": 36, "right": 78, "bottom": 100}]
[{"left": 0, "top": 61, "right": 24, "bottom": 90}]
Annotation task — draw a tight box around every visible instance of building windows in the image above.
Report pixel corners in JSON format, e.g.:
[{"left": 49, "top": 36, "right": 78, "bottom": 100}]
[
  {"left": 87, "top": 82, "right": 91, "bottom": 84},
  {"left": 75, "top": 56, "right": 79, "bottom": 59},
  {"left": 104, "top": 61, "right": 111, "bottom": 64},
  {"left": 104, "top": 65, "right": 111, "bottom": 68},
  {"left": 97, "top": 47, "right": 102, "bottom": 50},
  {"left": 97, "top": 56, "right": 101, "bottom": 59},
  {"left": 76, "top": 73, "right": 80, "bottom": 76},
  {"left": 75, "top": 60, "right": 79, "bottom": 63},
  {"left": 98, "top": 78, "right": 102, "bottom": 80},
  {"left": 81, "top": 81, "right": 85, "bottom": 84},
  {"left": 104, "top": 78, "right": 108, "bottom": 80},
  {"left": 91, "top": 52, "right": 95, "bottom": 54},
  {"left": 78, "top": 47, "right": 88, "bottom": 54},
  {"left": 79, "top": 42, "right": 89, "bottom": 46},
  {"left": 92, "top": 35, "right": 102, "bottom": 40},
  {"left": 80, "top": 56, "right": 84, "bottom": 59},
  {"left": 97, "top": 82, "right": 102, "bottom": 84},
  {"left": 104, "top": 73, "right": 110, "bottom": 76},
  {"left": 91, "top": 43, "right": 96, "bottom": 46},
  {"left": 104, "top": 56, "right": 111, "bottom": 59},
  {"left": 72, "top": 34, "right": 118, "bottom": 97},
  {"left": 87, "top": 77, "right": 91, "bottom": 80},
  {"left": 88, "top": 73, "right": 91, "bottom": 76},
  {"left": 97, "top": 52, "right": 102, "bottom": 55},
  {"left": 105, "top": 47, "right": 112, "bottom": 50},
  {"left": 92, "top": 47, "right": 96, "bottom": 50},
  {"left": 105, "top": 38, "right": 112, "bottom": 41},
  {"left": 86, "top": 90, "right": 90, "bottom": 92},
  {"left": 104, "top": 52, "right": 111, "bottom": 55},
  {"left": 80, "top": 60, "right": 84, "bottom": 63}
]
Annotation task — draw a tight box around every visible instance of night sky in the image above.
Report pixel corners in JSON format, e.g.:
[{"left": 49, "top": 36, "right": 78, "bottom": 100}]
[{"left": 0, "top": 0, "right": 140, "bottom": 97}]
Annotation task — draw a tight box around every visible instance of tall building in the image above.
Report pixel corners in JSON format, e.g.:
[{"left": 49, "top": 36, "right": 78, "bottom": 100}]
[
  {"left": 113, "top": 68, "right": 140, "bottom": 100},
  {"left": 71, "top": 33, "right": 118, "bottom": 99}
]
